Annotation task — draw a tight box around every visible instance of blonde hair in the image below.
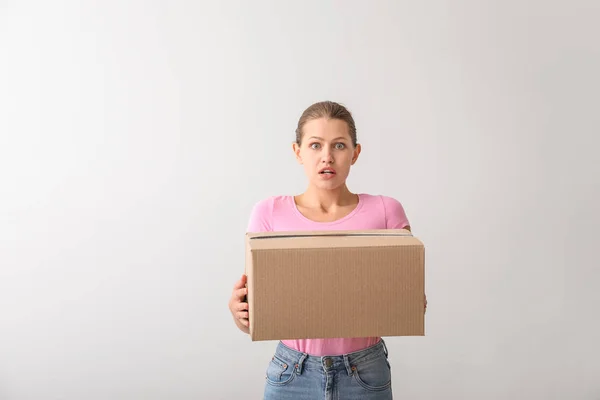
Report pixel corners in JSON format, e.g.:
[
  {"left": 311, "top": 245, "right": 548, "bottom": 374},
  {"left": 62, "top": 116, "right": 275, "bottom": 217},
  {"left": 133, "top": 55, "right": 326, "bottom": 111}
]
[{"left": 295, "top": 101, "right": 357, "bottom": 147}]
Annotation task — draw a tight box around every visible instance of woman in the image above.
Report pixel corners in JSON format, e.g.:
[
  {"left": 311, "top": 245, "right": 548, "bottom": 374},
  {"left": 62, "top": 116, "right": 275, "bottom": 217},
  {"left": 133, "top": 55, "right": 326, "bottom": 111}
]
[{"left": 228, "top": 100, "right": 426, "bottom": 399}]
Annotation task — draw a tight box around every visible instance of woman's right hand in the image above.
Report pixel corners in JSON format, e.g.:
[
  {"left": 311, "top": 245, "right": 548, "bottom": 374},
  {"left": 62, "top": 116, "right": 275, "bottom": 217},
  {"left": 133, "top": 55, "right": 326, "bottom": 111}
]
[{"left": 229, "top": 274, "right": 249, "bottom": 333}]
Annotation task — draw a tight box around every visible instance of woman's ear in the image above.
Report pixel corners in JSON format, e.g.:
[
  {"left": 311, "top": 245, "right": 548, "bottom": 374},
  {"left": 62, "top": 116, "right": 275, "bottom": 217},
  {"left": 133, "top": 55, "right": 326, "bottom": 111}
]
[
  {"left": 351, "top": 143, "right": 362, "bottom": 165},
  {"left": 292, "top": 142, "right": 303, "bottom": 164}
]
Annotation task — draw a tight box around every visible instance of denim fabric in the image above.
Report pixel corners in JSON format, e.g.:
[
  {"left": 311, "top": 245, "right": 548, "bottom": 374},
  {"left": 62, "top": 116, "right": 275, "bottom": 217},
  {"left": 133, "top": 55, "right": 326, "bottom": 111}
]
[{"left": 263, "top": 339, "right": 393, "bottom": 400}]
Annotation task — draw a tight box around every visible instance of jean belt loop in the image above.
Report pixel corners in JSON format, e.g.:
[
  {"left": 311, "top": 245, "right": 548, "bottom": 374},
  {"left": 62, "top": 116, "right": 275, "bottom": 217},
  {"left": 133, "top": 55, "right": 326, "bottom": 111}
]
[
  {"left": 296, "top": 353, "right": 307, "bottom": 375},
  {"left": 381, "top": 338, "right": 389, "bottom": 358},
  {"left": 343, "top": 354, "right": 353, "bottom": 376}
]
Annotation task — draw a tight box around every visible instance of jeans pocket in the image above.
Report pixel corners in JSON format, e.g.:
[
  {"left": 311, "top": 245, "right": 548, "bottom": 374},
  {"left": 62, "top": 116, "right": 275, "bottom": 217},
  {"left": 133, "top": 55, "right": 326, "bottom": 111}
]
[
  {"left": 352, "top": 356, "right": 392, "bottom": 392},
  {"left": 265, "top": 354, "right": 296, "bottom": 386}
]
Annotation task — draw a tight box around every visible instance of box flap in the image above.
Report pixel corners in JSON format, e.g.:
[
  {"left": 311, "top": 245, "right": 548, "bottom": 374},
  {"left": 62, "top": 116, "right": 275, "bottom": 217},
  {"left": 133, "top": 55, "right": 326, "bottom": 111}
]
[
  {"left": 247, "top": 228, "right": 412, "bottom": 239},
  {"left": 246, "top": 229, "right": 422, "bottom": 250}
]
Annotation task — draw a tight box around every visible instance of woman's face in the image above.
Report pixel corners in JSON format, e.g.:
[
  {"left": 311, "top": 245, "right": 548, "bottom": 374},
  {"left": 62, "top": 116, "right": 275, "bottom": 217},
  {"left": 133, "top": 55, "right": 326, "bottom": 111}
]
[{"left": 293, "top": 118, "right": 361, "bottom": 190}]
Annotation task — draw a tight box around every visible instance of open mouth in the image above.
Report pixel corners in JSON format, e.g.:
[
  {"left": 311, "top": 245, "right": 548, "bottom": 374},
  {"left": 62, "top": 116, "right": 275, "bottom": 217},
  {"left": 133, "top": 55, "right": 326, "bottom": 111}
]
[{"left": 319, "top": 168, "right": 336, "bottom": 175}]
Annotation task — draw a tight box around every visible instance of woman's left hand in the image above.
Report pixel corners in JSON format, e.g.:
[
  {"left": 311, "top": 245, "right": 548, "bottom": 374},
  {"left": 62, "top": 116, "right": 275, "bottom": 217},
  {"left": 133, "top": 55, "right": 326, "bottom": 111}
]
[{"left": 424, "top": 294, "right": 427, "bottom": 313}]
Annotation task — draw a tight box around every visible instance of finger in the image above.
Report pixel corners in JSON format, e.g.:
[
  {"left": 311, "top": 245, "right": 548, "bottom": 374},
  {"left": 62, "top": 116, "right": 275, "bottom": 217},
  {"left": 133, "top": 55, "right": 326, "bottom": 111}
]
[
  {"left": 236, "top": 311, "right": 249, "bottom": 320},
  {"left": 236, "top": 302, "right": 248, "bottom": 312},
  {"left": 233, "top": 274, "right": 247, "bottom": 290},
  {"left": 233, "top": 287, "right": 247, "bottom": 300}
]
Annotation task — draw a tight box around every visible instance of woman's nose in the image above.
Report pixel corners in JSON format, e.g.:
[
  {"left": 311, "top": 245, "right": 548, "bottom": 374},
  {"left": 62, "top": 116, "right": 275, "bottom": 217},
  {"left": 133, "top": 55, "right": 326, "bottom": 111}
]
[{"left": 321, "top": 153, "right": 334, "bottom": 164}]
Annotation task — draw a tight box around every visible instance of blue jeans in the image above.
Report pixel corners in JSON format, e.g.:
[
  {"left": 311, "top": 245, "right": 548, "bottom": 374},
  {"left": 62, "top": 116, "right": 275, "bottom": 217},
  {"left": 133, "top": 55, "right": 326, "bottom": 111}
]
[{"left": 263, "top": 339, "right": 393, "bottom": 399}]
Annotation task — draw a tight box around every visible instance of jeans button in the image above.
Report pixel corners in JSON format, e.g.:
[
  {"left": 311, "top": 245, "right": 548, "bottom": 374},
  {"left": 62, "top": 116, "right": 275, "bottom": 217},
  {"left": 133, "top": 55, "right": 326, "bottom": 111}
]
[{"left": 324, "top": 358, "right": 333, "bottom": 368}]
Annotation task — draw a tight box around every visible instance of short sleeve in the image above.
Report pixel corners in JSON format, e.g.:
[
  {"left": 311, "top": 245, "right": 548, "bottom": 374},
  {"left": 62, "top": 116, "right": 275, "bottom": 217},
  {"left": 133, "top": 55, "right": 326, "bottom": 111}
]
[
  {"left": 246, "top": 197, "right": 273, "bottom": 233},
  {"left": 381, "top": 196, "right": 410, "bottom": 230}
]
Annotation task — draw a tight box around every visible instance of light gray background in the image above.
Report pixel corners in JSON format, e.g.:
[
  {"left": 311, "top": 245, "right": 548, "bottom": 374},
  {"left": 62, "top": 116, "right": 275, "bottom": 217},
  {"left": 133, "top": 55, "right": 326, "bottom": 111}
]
[{"left": 1, "top": 1, "right": 599, "bottom": 399}]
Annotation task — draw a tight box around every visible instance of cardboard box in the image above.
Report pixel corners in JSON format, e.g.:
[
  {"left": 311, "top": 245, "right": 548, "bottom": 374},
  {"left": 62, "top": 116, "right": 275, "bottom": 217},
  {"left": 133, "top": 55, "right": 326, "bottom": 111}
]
[{"left": 245, "top": 229, "right": 425, "bottom": 341}]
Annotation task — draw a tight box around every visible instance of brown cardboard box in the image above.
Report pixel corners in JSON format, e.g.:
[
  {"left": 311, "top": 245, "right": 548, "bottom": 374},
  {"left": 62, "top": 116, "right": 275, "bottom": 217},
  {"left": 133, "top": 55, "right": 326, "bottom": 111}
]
[{"left": 245, "top": 229, "right": 425, "bottom": 341}]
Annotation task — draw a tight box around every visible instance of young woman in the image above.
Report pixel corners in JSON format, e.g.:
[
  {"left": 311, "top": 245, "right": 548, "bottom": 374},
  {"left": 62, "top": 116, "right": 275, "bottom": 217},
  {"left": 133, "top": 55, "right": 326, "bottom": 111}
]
[{"left": 228, "top": 101, "right": 426, "bottom": 399}]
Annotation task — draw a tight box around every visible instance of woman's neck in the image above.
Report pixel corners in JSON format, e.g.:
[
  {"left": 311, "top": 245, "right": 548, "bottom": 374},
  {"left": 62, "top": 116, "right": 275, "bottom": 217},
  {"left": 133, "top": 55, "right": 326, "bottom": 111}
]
[{"left": 297, "top": 185, "right": 358, "bottom": 211}]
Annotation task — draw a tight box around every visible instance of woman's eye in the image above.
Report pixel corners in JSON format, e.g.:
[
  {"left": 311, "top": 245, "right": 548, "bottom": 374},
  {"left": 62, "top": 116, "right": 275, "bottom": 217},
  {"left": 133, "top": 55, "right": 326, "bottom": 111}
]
[
  {"left": 310, "top": 143, "right": 320, "bottom": 149},
  {"left": 335, "top": 143, "right": 345, "bottom": 150}
]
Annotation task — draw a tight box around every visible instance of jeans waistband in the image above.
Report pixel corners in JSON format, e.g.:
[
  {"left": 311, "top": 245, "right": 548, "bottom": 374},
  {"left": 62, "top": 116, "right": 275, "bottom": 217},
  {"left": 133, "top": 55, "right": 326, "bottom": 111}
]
[{"left": 273, "top": 339, "right": 389, "bottom": 376}]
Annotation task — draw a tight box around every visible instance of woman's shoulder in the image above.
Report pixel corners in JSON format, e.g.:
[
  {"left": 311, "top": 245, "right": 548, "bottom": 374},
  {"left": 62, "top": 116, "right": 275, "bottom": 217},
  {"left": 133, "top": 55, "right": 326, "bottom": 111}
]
[
  {"left": 247, "top": 195, "right": 294, "bottom": 233},
  {"left": 359, "top": 193, "right": 405, "bottom": 208},
  {"left": 358, "top": 193, "right": 409, "bottom": 229},
  {"left": 250, "top": 195, "right": 292, "bottom": 211}
]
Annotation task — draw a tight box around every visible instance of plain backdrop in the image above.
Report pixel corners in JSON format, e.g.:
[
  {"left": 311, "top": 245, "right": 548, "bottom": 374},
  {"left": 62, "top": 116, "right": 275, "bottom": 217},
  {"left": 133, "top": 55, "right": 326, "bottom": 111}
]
[{"left": 1, "top": 1, "right": 599, "bottom": 399}]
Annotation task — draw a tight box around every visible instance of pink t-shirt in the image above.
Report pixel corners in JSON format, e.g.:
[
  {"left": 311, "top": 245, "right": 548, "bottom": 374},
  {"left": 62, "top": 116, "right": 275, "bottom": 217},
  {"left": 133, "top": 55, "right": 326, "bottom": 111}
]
[{"left": 246, "top": 193, "right": 410, "bottom": 356}]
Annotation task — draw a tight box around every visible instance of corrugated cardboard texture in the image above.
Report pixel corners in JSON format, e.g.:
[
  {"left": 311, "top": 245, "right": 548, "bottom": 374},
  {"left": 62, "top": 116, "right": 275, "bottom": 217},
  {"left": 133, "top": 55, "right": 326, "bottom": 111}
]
[{"left": 245, "top": 229, "right": 425, "bottom": 341}]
